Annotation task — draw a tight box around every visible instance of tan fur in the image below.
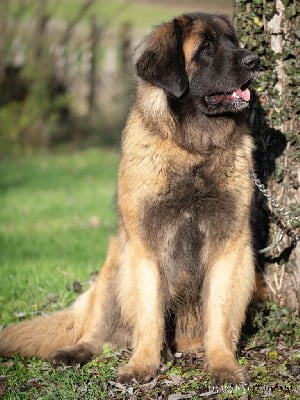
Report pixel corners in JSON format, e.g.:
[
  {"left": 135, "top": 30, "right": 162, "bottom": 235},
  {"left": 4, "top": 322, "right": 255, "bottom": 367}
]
[
  {"left": 0, "top": 311, "right": 79, "bottom": 358},
  {"left": 0, "top": 14, "right": 258, "bottom": 385},
  {"left": 203, "top": 236, "right": 254, "bottom": 383}
]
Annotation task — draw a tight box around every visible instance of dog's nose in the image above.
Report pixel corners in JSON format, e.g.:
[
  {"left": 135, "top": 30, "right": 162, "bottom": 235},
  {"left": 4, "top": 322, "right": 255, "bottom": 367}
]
[{"left": 240, "top": 53, "right": 260, "bottom": 70}]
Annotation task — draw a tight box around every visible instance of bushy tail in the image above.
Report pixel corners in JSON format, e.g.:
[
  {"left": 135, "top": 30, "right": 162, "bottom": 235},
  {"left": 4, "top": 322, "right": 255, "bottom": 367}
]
[{"left": 0, "top": 308, "right": 81, "bottom": 359}]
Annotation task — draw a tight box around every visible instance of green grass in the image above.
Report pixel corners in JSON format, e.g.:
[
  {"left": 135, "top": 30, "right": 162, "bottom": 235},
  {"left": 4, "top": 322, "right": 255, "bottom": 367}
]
[
  {"left": 9, "top": 0, "right": 190, "bottom": 28},
  {"left": 0, "top": 354, "right": 119, "bottom": 399},
  {"left": 50, "top": 0, "right": 183, "bottom": 27},
  {"left": 0, "top": 148, "right": 118, "bottom": 324}
]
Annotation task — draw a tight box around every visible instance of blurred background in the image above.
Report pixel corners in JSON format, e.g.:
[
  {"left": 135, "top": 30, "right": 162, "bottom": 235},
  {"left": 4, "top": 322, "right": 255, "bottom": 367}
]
[{"left": 0, "top": 0, "right": 233, "bottom": 154}]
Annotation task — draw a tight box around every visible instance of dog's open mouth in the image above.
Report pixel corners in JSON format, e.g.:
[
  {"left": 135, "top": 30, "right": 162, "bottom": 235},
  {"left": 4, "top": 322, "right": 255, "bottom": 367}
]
[{"left": 205, "top": 80, "right": 252, "bottom": 106}]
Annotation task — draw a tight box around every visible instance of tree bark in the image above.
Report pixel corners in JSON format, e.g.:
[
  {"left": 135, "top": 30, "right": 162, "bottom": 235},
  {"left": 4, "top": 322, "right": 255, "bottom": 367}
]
[{"left": 234, "top": 0, "right": 300, "bottom": 313}]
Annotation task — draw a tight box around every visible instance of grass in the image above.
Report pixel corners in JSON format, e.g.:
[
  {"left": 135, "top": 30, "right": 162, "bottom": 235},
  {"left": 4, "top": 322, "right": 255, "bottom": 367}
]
[
  {"left": 9, "top": 0, "right": 195, "bottom": 28},
  {"left": 9, "top": 0, "right": 232, "bottom": 29},
  {"left": 50, "top": 0, "right": 183, "bottom": 27},
  {"left": 0, "top": 148, "right": 118, "bottom": 324},
  {"left": 0, "top": 355, "right": 118, "bottom": 399},
  {"left": 0, "top": 149, "right": 300, "bottom": 399}
]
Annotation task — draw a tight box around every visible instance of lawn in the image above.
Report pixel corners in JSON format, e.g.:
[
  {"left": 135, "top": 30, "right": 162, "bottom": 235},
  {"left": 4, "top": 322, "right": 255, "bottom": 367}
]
[
  {"left": 9, "top": 0, "right": 232, "bottom": 28},
  {"left": 0, "top": 148, "right": 299, "bottom": 399},
  {"left": 0, "top": 148, "right": 119, "bottom": 324},
  {"left": 9, "top": 0, "right": 196, "bottom": 28}
]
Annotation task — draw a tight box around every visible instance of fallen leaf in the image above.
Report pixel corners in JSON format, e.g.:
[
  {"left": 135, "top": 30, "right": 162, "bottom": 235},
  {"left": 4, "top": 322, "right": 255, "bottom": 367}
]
[
  {"left": 1, "top": 361, "right": 14, "bottom": 367},
  {"left": 73, "top": 281, "right": 83, "bottom": 293},
  {"left": 46, "top": 293, "right": 59, "bottom": 304},
  {"left": 14, "top": 312, "right": 26, "bottom": 319},
  {"left": 0, "top": 375, "right": 8, "bottom": 397},
  {"left": 168, "top": 392, "right": 196, "bottom": 400},
  {"left": 89, "top": 216, "right": 100, "bottom": 227},
  {"left": 139, "top": 377, "right": 158, "bottom": 392},
  {"left": 169, "top": 373, "right": 184, "bottom": 384}
]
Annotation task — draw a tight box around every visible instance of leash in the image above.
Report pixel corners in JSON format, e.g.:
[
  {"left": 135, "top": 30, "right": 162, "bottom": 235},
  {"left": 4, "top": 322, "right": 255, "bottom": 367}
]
[{"left": 249, "top": 168, "right": 300, "bottom": 254}]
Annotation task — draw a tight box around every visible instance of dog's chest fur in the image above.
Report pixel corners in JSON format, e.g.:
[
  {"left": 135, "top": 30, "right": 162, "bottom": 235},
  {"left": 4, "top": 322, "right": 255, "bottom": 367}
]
[
  {"left": 140, "top": 134, "right": 253, "bottom": 302},
  {"left": 119, "top": 109, "right": 254, "bottom": 303}
]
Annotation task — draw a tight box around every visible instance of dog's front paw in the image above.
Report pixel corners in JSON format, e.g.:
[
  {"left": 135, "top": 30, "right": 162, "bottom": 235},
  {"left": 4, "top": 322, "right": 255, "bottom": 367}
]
[
  {"left": 51, "top": 344, "right": 93, "bottom": 367},
  {"left": 117, "top": 363, "right": 158, "bottom": 383},
  {"left": 211, "top": 366, "right": 249, "bottom": 386}
]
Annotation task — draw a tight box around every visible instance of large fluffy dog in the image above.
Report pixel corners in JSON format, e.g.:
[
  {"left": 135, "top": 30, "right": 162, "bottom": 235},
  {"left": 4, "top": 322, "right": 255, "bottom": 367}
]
[{"left": 0, "top": 13, "right": 259, "bottom": 385}]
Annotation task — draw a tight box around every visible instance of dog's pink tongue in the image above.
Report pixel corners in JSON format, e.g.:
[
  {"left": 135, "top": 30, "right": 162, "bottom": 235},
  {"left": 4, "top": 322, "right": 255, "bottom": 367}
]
[{"left": 236, "top": 88, "right": 251, "bottom": 102}]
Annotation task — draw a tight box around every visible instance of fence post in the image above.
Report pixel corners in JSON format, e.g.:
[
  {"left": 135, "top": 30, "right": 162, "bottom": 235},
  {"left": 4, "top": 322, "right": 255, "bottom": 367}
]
[
  {"left": 88, "top": 16, "right": 101, "bottom": 118},
  {"left": 0, "top": 0, "right": 9, "bottom": 83}
]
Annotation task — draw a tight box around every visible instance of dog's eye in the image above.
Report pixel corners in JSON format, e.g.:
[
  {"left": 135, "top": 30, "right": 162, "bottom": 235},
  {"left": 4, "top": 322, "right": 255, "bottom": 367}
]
[
  {"left": 200, "top": 42, "right": 211, "bottom": 54},
  {"left": 194, "top": 42, "right": 211, "bottom": 60},
  {"left": 192, "top": 40, "right": 213, "bottom": 62}
]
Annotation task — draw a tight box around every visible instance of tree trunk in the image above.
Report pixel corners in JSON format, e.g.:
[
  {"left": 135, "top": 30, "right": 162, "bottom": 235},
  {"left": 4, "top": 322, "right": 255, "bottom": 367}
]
[
  {"left": 234, "top": 0, "right": 300, "bottom": 313},
  {"left": 0, "top": 0, "right": 9, "bottom": 83}
]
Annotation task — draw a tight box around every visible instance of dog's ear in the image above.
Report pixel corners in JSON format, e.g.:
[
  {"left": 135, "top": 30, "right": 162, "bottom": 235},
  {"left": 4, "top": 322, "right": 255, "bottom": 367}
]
[{"left": 135, "top": 18, "right": 188, "bottom": 98}]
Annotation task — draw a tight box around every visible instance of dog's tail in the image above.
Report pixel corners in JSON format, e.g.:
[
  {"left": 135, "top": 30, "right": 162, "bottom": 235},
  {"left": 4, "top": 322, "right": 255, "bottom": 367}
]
[{"left": 0, "top": 288, "right": 92, "bottom": 359}]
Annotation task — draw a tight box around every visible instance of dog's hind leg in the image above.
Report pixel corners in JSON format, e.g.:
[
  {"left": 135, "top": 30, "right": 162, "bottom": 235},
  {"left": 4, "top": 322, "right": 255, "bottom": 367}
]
[
  {"left": 202, "top": 235, "right": 255, "bottom": 385},
  {"left": 51, "top": 237, "right": 124, "bottom": 366},
  {"left": 116, "top": 241, "right": 164, "bottom": 382}
]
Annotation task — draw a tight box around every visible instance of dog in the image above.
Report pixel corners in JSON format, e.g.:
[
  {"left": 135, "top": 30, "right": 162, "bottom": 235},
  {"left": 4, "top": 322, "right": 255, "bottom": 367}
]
[{"left": 0, "top": 13, "right": 259, "bottom": 385}]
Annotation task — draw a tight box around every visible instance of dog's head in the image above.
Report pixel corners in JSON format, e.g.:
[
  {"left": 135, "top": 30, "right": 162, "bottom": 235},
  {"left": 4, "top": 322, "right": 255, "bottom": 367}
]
[{"left": 135, "top": 13, "right": 259, "bottom": 115}]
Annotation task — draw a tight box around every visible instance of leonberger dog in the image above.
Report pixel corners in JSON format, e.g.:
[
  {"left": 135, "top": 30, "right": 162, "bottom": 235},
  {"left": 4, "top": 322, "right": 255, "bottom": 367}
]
[{"left": 0, "top": 13, "right": 259, "bottom": 385}]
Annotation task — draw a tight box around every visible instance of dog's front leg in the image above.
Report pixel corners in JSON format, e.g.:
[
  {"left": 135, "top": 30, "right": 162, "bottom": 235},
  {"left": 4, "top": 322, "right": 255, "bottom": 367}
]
[
  {"left": 117, "top": 242, "right": 164, "bottom": 382},
  {"left": 202, "top": 237, "right": 255, "bottom": 385}
]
